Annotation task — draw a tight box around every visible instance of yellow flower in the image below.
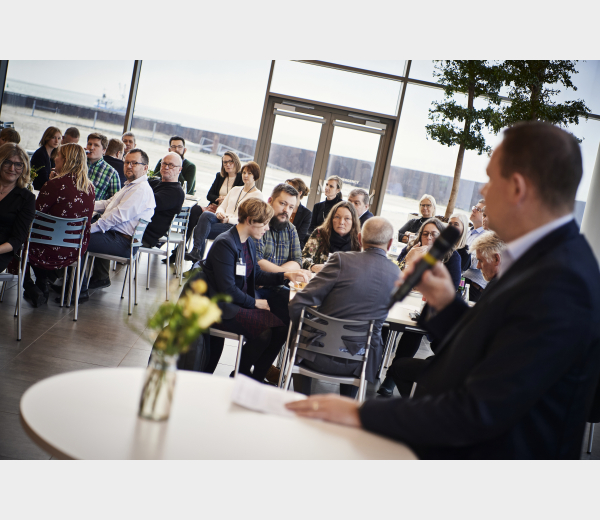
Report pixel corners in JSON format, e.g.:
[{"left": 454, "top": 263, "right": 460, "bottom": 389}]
[
  {"left": 197, "top": 303, "right": 222, "bottom": 329},
  {"left": 191, "top": 279, "right": 208, "bottom": 294},
  {"left": 184, "top": 294, "right": 210, "bottom": 317}
]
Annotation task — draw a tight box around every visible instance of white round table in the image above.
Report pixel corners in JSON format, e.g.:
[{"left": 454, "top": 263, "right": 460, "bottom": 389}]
[{"left": 20, "top": 368, "right": 416, "bottom": 460}]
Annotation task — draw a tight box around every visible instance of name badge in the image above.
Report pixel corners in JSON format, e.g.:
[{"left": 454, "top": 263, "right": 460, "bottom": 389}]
[{"left": 236, "top": 259, "right": 246, "bottom": 277}]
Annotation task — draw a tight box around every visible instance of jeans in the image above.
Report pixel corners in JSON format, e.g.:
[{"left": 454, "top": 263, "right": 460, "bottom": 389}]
[
  {"left": 192, "top": 212, "right": 233, "bottom": 259},
  {"left": 81, "top": 230, "right": 137, "bottom": 290}
]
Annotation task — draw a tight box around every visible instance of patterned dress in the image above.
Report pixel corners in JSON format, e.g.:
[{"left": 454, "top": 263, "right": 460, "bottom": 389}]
[
  {"left": 213, "top": 240, "right": 284, "bottom": 339},
  {"left": 28, "top": 174, "right": 95, "bottom": 270}
]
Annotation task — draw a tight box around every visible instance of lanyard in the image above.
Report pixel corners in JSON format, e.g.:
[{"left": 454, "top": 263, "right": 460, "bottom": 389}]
[{"left": 234, "top": 185, "right": 256, "bottom": 211}]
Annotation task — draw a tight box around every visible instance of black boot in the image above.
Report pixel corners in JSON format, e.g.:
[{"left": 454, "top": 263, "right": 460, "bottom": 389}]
[
  {"left": 184, "top": 247, "right": 201, "bottom": 262},
  {"left": 23, "top": 279, "right": 47, "bottom": 308},
  {"left": 377, "top": 375, "right": 396, "bottom": 397}
]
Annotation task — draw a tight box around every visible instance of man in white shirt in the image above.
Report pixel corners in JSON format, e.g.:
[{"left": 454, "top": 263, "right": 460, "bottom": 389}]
[
  {"left": 83, "top": 148, "right": 156, "bottom": 294},
  {"left": 463, "top": 199, "right": 487, "bottom": 301}
]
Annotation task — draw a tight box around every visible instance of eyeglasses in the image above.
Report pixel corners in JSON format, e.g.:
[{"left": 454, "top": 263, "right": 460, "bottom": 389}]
[
  {"left": 161, "top": 162, "right": 180, "bottom": 170},
  {"left": 420, "top": 204, "right": 432, "bottom": 208},
  {"left": 472, "top": 206, "right": 483, "bottom": 212},
  {"left": 169, "top": 144, "right": 184, "bottom": 150},
  {"left": 124, "top": 161, "right": 147, "bottom": 167},
  {"left": 421, "top": 232, "right": 440, "bottom": 238},
  {"left": 223, "top": 160, "right": 234, "bottom": 166},
  {"left": 2, "top": 160, "right": 25, "bottom": 172}
]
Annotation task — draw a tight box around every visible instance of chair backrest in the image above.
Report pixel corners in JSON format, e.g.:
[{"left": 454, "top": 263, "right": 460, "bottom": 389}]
[
  {"left": 132, "top": 219, "right": 150, "bottom": 247},
  {"left": 28, "top": 211, "right": 88, "bottom": 249},
  {"left": 295, "top": 306, "right": 374, "bottom": 362},
  {"left": 171, "top": 206, "right": 191, "bottom": 235}
]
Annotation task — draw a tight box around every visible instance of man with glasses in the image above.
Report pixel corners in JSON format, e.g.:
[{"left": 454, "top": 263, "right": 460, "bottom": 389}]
[
  {"left": 463, "top": 199, "right": 487, "bottom": 302},
  {"left": 86, "top": 132, "right": 121, "bottom": 201},
  {"left": 153, "top": 136, "right": 196, "bottom": 195},
  {"left": 141, "top": 152, "right": 185, "bottom": 248},
  {"left": 78, "top": 148, "right": 156, "bottom": 296},
  {"left": 398, "top": 194, "right": 436, "bottom": 243}
]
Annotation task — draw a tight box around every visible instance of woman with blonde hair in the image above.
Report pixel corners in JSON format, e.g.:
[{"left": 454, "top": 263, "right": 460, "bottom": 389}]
[
  {"left": 23, "top": 143, "right": 95, "bottom": 306},
  {"left": 308, "top": 175, "right": 344, "bottom": 235},
  {"left": 286, "top": 177, "right": 312, "bottom": 248},
  {"left": 448, "top": 212, "right": 471, "bottom": 271},
  {"left": 302, "top": 200, "right": 361, "bottom": 273},
  {"left": 0, "top": 143, "right": 35, "bottom": 273},
  {"left": 397, "top": 193, "right": 437, "bottom": 243},
  {"left": 31, "top": 126, "right": 62, "bottom": 190}
]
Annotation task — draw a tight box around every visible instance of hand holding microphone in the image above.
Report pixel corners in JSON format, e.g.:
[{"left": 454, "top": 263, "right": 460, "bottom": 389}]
[{"left": 389, "top": 225, "right": 460, "bottom": 310}]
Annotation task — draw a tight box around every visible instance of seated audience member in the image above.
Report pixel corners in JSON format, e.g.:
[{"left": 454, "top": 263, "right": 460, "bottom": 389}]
[
  {"left": 103, "top": 138, "right": 126, "bottom": 187},
  {"left": 201, "top": 198, "right": 307, "bottom": 381},
  {"left": 286, "top": 121, "right": 600, "bottom": 460},
  {"left": 86, "top": 132, "right": 121, "bottom": 201},
  {"left": 463, "top": 199, "right": 487, "bottom": 301},
  {"left": 24, "top": 144, "right": 95, "bottom": 306},
  {"left": 165, "top": 151, "right": 244, "bottom": 265},
  {"left": 308, "top": 175, "right": 343, "bottom": 235},
  {"left": 448, "top": 213, "right": 471, "bottom": 272},
  {"left": 78, "top": 148, "right": 155, "bottom": 298},
  {"left": 0, "top": 144, "right": 35, "bottom": 273},
  {"left": 62, "top": 127, "right": 80, "bottom": 145},
  {"left": 121, "top": 132, "right": 136, "bottom": 157},
  {"left": 378, "top": 217, "right": 461, "bottom": 397},
  {"left": 31, "top": 126, "right": 62, "bottom": 190},
  {"left": 386, "top": 232, "right": 505, "bottom": 399},
  {"left": 153, "top": 136, "right": 196, "bottom": 195},
  {"left": 289, "top": 217, "right": 400, "bottom": 398},
  {"left": 186, "top": 161, "right": 263, "bottom": 263},
  {"left": 285, "top": 178, "right": 312, "bottom": 248},
  {"left": 397, "top": 194, "right": 436, "bottom": 244},
  {"left": 482, "top": 206, "right": 490, "bottom": 231},
  {"left": 141, "top": 152, "right": 185, "bottom": 248},
  {"left": 302, "top": 201, "right": 361, "bottom": 273},
  {"left": 348, "top": 188, "right": 374, "bottom": 227},
  {"left": 0, "top": 128, "right": 21, "bottom": 145}
]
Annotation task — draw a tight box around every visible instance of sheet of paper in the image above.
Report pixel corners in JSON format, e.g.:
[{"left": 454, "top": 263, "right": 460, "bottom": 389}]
[{"left": 231, "top": 374, "right": 307, "bottom": 417}]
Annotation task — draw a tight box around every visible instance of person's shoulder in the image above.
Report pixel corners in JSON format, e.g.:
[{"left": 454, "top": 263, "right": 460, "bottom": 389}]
[
  {"left": 15, "top": 186, "right": 35, "bottom": 202},
  {"left": 183, "top": 158, "right": 195, "bottom": 167}
]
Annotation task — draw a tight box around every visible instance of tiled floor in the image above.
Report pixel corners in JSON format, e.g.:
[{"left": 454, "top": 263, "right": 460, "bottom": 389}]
[{"left": 1, "top": 255, "right": 598, "bottom": 460}]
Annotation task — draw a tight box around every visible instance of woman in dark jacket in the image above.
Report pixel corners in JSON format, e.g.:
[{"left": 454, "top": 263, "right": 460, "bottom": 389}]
[
  {"left": 378, "top": 218, "right": 461, "bottom": 397},
  {"left": 286, "top": 177, "right": 312, "bottom": 248},
  {"left": 170, "top": 151, "right": 244, "bottom": 264},
  {"left": 448, "top": 213, "right": 471, "bottom": 272},
  {"left": 397, "top": 193, "right": 437, "bottom": 243},
  {"left": 31, "top": 126, "right": 62, "bottom": 190},
  {"left": 201, "top": 198, "right": 308, "bottom": 381},
  {"left": 0, "top": 143, "right": 35, "bottom": 273},
  {"left": 308, "top": 175, "right": 343, "bottom": 236}
]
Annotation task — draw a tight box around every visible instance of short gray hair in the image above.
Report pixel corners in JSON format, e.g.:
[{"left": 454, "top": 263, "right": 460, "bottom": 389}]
[
  {"left": 470, "top": 231, "right": 505, "bottom": 262},
  {"left": 419, "top": 193, "right": 437, "bottom": 216},
  {"left": 349, "top": 188, "right": 369, "bottom": 206},
  {"left": 362, "top": 217, "right": 393, "bottom": 247},
  {"left": 122, "top": 131, "right": 136, "bottom": 145}
]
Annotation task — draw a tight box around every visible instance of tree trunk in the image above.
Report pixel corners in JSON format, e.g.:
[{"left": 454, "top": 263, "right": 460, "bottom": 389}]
[{"left": 445, "top": 85, "right": 474, "bottom": 218}]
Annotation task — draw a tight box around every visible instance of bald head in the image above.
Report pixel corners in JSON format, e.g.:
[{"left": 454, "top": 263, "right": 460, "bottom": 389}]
[
  {"left": 160, "top": 152, "right": 182, "bottom": 182},
  {"left": 360, "top": 216, "right": 394, "bottom": 251}
]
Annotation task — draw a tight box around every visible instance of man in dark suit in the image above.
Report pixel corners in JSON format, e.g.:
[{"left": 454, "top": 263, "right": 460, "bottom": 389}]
[
  {"left": 153, "top": 136, "right": 196, "bottom": 195},
  {"left": 288, "top": 217, "right": 400, "bottom": 398},
  {"left": 287, "top": 121, "right": 600, "bottom": 460},
  {"left": 348, "top": 188, "right": 373, "bottom": 227}
]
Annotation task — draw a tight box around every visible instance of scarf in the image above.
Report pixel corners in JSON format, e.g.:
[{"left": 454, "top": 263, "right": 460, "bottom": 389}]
[{"left": 329, "top": 230, "right": 353, "bottom": 252}]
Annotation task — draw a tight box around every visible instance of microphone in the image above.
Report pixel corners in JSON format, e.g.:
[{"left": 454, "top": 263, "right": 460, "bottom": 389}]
[{"left": 389, "top": 224, "right": 461, "bottom": 308}]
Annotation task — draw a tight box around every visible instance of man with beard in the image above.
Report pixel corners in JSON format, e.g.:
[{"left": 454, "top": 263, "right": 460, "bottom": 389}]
[
  {"left": 255, "top": 183, "right": 311, "bottom": 323},
  {"left": 153, "top": 136, "right": 196, "bottom": 195}
]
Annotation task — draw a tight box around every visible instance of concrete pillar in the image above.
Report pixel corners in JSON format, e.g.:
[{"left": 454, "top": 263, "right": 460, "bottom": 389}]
[{"left": 580, "top": 141, "right": 600, "bottom": 262}]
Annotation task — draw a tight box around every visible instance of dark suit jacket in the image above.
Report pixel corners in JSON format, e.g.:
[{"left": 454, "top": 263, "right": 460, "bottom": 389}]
[
  {"left": 103, "top": 155, "right": 125, "bottom": 187},
  {"left": 154, "top": 158, "right": 196, "bottom": 195},
  {"left": 206, "top": 172, "right": 243, "bottom": 205},
  {"left": 31, "top": 146, "right": 53, "bottom": 190},
  {"left": 292, "top": 204, "right": 312, "bottom": 249},
  {"left": 360, "top": 221, "right": 600, "bottom": 459},
  {"left": 359, "top": 210, "right": 374, "bottom": 226},
  {"left": 289, "top": 248, "right": 400, "bottom": 383},
  {"left": 202, "top": 226, "right": 285, "bottom": 320}
]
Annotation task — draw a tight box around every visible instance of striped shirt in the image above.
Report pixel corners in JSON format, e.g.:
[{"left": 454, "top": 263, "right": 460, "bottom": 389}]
[
  {"left": 88, "top": 158, "right": 121, "bottom": 201},
  {"left": 256, "top": 222, "right": 302, "bottom": 267}
]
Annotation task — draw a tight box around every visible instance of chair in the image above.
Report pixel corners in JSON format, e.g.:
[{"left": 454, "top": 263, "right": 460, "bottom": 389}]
[
  {"left": 25, "top": 211, "right": 89, "bottom": 321},
  {"left": 165, "top": 207, "right": 191, "bottom": 286},
  {"left": 281, "top": 307, "right": 375, "bottom": 402},
  {"left": 208, "top": 328, "right": 245, "bottom": 376},
  {"left": 83, "top": 219, "right": 149, "bottom": 315},
  {"left": 138, "top": 215, "right": 177, "bottom": 301},
  {"left": 0, "top": 251, "right": 26, "bottom": 340}
]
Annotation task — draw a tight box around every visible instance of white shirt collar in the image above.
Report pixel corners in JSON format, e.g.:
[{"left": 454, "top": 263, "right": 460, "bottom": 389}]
[
  {"left": 124, "top": 174, "right": 148, "bottom": 187},
  {"left": 470, "top": 225, "right": 484, "bottom": 235},
  {"left": 498, "top": 214, "right": 574, "bottom": 278}
]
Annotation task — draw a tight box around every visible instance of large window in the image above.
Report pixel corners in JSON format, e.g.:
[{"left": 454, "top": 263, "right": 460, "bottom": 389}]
[
  {"left": 131, "top": 60, "right": 271, "bottom": 202},
  {"left": 0, "top": 60, "right": 134, "bottom": 151}
]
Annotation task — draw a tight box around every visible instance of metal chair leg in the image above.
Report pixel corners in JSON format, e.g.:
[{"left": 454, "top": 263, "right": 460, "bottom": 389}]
[
  {"left": 233, "top": 335, "right": 244, "bottom": 377},
  {"left": 128, "top": 259, "right": 133, "bottom": 315},
  {"left": 165, "top": 249, "right": 170, "bottom": 301},
  {"left": 409, "top": 382, "right": 417, "bottom": 398},
  {"left": 121, "top": 265, "right": 129, "bottom": 299},
  {"left": 65, "top": 266, "right": 76, "bottom": 308},
  {"left": 73, "top": 258, "right": 81, "bottom": 321},
  {"left": 146, "top": 254, "right": 151, "bottom": 291},
  {"left": 16, "top": 269, "right": 22, "bottom": 341},
  {"left": 278, "top": 322, "right": 293, "bottom": 388},
  {"left": 588, "top": 423, "right": 595, "bottom": 454},
  {"left": 134, "top": 255, "right": 138, "bottom": 306},
  {"left": 1, "top": 280, "right": 6, "bottom": 302}
]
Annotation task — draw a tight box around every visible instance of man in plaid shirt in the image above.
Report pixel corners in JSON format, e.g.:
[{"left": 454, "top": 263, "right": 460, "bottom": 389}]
[{"left": 86, "top": 132, "right": 121, "bottom": 200}]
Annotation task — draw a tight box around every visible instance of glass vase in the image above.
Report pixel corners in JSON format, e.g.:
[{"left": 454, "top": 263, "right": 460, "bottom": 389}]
[{"left": 138, "top": 350, "right": 178, "bottom": 421}]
